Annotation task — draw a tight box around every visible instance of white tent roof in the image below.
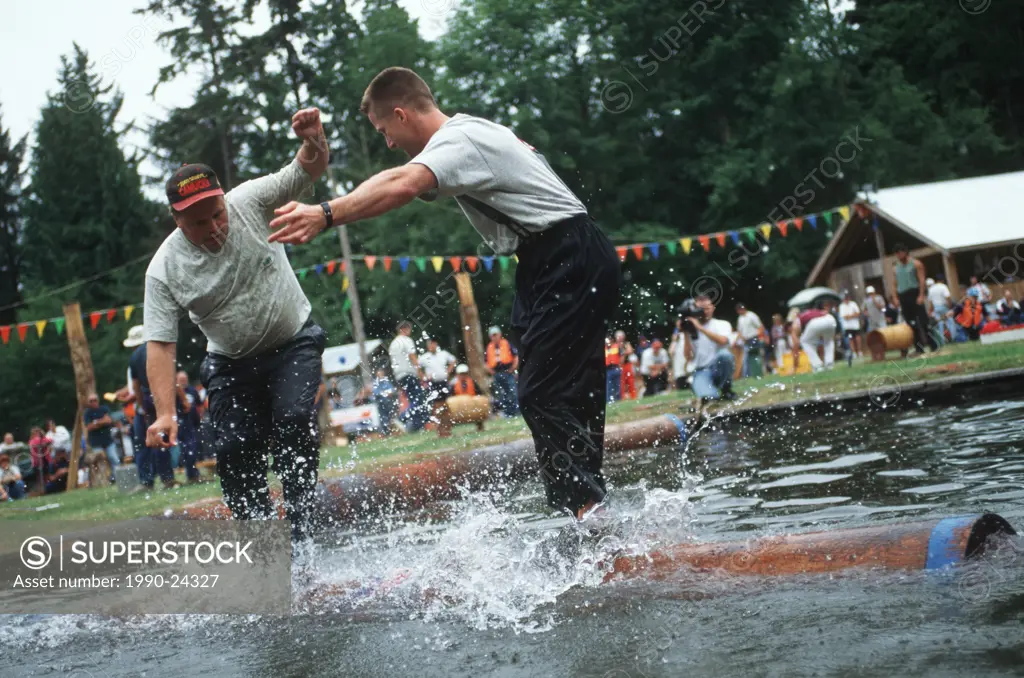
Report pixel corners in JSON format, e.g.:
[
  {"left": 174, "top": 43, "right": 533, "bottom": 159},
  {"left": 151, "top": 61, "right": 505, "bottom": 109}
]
[
  {"left": 322, "top": 339, "right": 383, "bottom": 375},
  {"left": 863, "top": 170, "right": 1024, "bottom": 252}
]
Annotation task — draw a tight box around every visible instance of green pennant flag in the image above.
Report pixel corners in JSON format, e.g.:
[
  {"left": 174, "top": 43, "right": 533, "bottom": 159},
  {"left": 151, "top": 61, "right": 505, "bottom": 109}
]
[
  {"left": 665, "top": 241, "right": 677, "bottom": 255},
  {"left": 823, "top": 211, "right": 833, "bottom": 227},
  {"left": 343, "top": 298, "right": 352, "bottom": 313},
  {"left": 55, "top": 318, "right": 65, "bottom": 335},
  {"left": 499, "top": 256, "right": 510, "bottom": 271},
  {"left": 299, "top": 269, "right": 308, "bottom": 280},
  {"left": 744, "top": 228, "right": 758, "bottom": 244},
  {"left": 414, "top": 257, "right": 427, "bottom": 272}
]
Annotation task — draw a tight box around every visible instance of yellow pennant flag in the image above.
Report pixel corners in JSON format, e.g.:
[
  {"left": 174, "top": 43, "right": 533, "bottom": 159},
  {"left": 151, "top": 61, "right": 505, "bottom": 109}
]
[
  {"left": 124, "top": 305, "right": 135, "bottom": 321},
  {"left": 342, "top": 276, "right": 349, "bottom": 292},
  {"left": 760, "top": 224, "right": 772, "bottom": 240},
  {"left": 838, "top": 206, "right": 850, "bottom": 222},
  {"left": 681, "top": 238, "right": 692, "bottom": 254},
  {"left": 431, "top": 256, "right": 444, "bottom": 273},
  {"left": 35, "top": 320, "right": 47, "bottom": 338},
  {"left": 513, "top": 255, "right": 518, "bottom": 263}
]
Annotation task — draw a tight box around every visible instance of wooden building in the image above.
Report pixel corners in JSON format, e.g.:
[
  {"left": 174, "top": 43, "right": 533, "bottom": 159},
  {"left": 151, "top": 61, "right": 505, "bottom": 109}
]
[{"left": 806, "top": 171, "right": 1024, "bottom": 305}]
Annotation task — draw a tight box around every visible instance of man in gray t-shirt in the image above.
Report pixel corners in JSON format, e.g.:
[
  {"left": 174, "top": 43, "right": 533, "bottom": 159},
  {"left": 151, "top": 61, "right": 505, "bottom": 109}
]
[
  {"left": 143, "top": 107, "right": 330, "bottom": 540},
  {"left": 267, "top": 68, "right": 621, "bottom": 523}
]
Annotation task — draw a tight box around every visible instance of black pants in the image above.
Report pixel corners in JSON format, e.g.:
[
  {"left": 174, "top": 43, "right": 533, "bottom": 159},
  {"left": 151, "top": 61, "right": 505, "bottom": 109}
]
[
  {"left": 644, "top": 371, "right": 668, "bottom": 397},
  {"left": 510, "top": 214, "right": 622, "bottom": 515},
  {"left": 898, "top": 288, "right": 937, "bottom": 353},
  {"left": 200, "top": 319, "right": 326, "bottom": 538}
]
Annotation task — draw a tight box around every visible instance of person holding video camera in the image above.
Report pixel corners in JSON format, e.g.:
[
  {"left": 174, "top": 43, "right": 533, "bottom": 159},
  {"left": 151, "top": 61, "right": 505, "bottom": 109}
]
[{"left": 681, "top": 294, "right": 737, "bottom": 402}]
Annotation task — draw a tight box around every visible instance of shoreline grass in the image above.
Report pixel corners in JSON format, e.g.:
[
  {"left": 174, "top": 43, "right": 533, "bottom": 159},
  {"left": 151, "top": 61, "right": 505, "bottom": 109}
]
[{"left": 3, "top": 340, "right": 1021, "bottom": 522}]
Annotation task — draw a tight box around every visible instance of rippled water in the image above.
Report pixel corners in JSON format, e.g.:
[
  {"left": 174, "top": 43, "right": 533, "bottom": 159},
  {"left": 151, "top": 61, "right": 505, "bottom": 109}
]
[{"left": 4, "top": 384, "right": 1024, "bottom": 677}]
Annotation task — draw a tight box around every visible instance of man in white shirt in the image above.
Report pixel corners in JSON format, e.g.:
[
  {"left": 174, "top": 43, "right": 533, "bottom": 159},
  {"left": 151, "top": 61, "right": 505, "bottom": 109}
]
[
  {"left": 420, "top": 337, "right": 457, "bottom": 405},
  {"left": 684, "top": 295, "right": 736, "bottom": 401},
  {"left": 838, "top": 291, "right": 863, "bottom": 358},
  {"left": 926, "top": 276, "right": 955, "bottom": 345},
  {"left": 734, "top": 303, "right": 764, "bottom": 378},
  {"left": 996, "top": 289, "right": 1022, "bottom": 326},
  {"left": 389, "top": 320, "right": 428, "bottom": 432},
  {"left": 864, "top": 286, "right": 887, "bottom": 332},
  {"left": 639, "top": 338, "right": 670, "bottom": 396}
]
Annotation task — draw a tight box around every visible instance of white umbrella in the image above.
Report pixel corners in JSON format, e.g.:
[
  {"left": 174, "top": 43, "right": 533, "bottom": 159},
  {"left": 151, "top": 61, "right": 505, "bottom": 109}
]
[{"left": 788, "top": 287, "right": 842, "bottom": 308}]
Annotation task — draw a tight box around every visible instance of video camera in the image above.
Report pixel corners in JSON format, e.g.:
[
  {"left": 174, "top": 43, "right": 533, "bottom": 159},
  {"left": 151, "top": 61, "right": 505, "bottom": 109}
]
[{"left": 675, "top": 298, "right": 704, "bottom": 339}]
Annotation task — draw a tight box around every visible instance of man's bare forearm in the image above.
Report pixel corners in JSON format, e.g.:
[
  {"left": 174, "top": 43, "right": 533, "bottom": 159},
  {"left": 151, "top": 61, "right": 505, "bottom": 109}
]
[
  {"left": 147, "top": 341, "right": 178, "bottom": 420},
  {"left": 327, "top": 166, "right": 429, "bottom": 226},
  {"left": 297, "top": 129, "right": 329, "bottom": 182}
]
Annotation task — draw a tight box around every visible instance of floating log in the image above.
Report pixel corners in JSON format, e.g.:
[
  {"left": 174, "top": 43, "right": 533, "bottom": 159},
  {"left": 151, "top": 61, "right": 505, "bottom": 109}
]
[{"left": 604, "top": 513, "right": 1017, "bottom": 581}]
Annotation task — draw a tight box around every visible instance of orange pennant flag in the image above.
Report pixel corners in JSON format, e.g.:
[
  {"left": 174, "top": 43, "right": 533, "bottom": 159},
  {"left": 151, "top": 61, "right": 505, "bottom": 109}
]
[
  {"left": 698, "top": 235, "right": 710, "bottom": 252},
  {"left": 616, "top": 247, "right": 627, "bottom": 262},
  {"left": 450, "top": 256, "right": 462, "bottom": 272},
  {"left": 0, "top": 326, "right": 9, "bottom": 344},
  {"left": 777, "top": 221, "right": 788, "bottom": 238},
  {"left": 793, "top": 217, "right": 804, "bottom": 231},
  {"left": 89, "top": 312, "right": 102, "bottom": 329},
  {"left": 383, "top": 256, "right": 392, "bottom": 272},
  {"left": 631, "top": 245, "right": 644, "bottom": 261},
  {"left": 17, "top": 323, "right": 29, "bottom": 342},
  {"left": 465, "top": 256, "right": 479, "bottom": 272},
  {"left": 106, "top": 309, "right": 117, "bottom": 323},
  {"left": 365, "top": 255, "right": 377, "bottom": 270},
  {"left": 714, "top": 233, "right": 726, "bottom": 248},
  {"left": 326, "top": 260, "right": 337, "bottom": 275}
]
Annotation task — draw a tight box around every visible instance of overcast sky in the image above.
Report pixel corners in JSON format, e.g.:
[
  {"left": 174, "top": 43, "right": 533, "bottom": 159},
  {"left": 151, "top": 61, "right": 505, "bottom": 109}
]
[{"left": 0, "top": 0, "right": 446, "bottom": 195}]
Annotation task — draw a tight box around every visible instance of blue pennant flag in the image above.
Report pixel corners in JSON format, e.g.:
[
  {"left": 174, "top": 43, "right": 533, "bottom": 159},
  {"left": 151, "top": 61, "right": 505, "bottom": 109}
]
[
  {"left": 729, "top": 230, "right": 740, "bottom": 246},
  {"left": 399, "top": 257, "right": 410, "bottom": 273},
  {"left": 314, "top": 264, "right": 324, "bottom": 275},
  {"left": 482, "top": 256, "right": 494, "bottom": 272},
  {"left": 649, "top": 243, "right": 660, "bottom": 259},
  {"left": 808, "top": 215, "right": 818, "bottom": 230}
]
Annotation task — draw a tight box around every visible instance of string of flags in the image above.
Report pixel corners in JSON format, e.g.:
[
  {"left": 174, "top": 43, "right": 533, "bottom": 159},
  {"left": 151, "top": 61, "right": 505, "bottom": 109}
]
[{"left": 2, "top": 204, "right": 852, "bottom": 345}]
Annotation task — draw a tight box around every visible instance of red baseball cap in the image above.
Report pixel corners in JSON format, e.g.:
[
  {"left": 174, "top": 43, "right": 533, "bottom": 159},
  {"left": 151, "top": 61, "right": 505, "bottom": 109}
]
[{"left": 166, "top": 163, "right": 224, "bottom": 211}]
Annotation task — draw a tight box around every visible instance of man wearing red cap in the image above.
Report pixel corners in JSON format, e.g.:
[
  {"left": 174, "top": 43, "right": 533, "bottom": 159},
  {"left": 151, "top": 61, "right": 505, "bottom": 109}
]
[{"left": 143, "top": 108, "right": 329, "bottom": 540}]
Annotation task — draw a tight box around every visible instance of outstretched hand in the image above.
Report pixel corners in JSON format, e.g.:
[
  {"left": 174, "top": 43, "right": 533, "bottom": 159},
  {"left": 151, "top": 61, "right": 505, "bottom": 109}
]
[{"left": 269, "top": 201, "right": 329, "bottom": 244}]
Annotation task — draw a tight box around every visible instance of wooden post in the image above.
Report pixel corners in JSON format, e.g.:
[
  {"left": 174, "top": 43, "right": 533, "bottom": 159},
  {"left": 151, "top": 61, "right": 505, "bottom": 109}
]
[
  {"left": 873, "top": 226, "right": 894, "bottom": 301},
  {"left": 62, "top": 302, "right": 96, "bottom": 492},
  {"left": 453, "top": 272, "right": 491, "bottom": 396},
  {"left": 943, "top": 254, "right": 961, "bottom": 300}
]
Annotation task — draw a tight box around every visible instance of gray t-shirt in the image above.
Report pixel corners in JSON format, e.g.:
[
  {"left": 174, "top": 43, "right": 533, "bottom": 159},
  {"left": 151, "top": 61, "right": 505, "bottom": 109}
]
[
  {"left": 409, "top": 114, "right": 587, "bottom": 254},
  {"left": 144, "top": 159, "right": 314, "bottom": 359}
]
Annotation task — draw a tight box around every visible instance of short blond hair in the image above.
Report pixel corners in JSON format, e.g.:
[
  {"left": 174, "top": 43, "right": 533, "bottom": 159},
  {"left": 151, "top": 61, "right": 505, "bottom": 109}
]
[{"left": 360, "top": 67, "right": 437, "bottom": 118}]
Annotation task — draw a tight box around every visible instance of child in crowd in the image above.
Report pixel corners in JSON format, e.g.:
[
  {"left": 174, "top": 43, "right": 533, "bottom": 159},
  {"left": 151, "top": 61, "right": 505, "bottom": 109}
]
[{"left": 771, "top": 313, "right": 788, "bottom": 372}]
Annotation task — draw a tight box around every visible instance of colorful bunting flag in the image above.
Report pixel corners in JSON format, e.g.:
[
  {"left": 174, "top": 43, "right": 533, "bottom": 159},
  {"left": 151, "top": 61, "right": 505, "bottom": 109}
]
[
  {"left": 499, "top": 256, "right": 510, "bottom": 271},
  {"left": 0, "top": 326, "right": 9, "bottom": 344},
  {"left": 823, "top": 211, "right": 833, "bottom": 227},
  {"left": 466, "top": 256, "right": 479, "bottom": 272},
  {"left": 759, "top": 224, "right": 772, "bottom": 240},
  {"left": 35, "top": 320, "right": 46, "bottom": 338},
  {"left": 872, "top": 216, "right": 879, "bottom": 231},
  {"left": 314, "top": 264, "right": 324, "bottom": 276},
  {"left": 714, "top": 233, "right": 726, "bottom": 248},
  {"left": 365, "top": 255, "right": 377, "bottom": 270},
  {"left": 17, "top": 323, "right": 29, "bottom": 342},
  {"left": 482, "top": 256, "right": 495, "bottom": 272},
  {"left": 55, "top": 318, "right": 65, "bottom": 335},
  {"left": 631, "top": 245, "right": 644, "bottom": 261},
  {"left": 340, "top": 260, "right": 347, "bottom": 273},
  {"left": 383, "top": 256, "right": 392, "bottom": 272},
  {"left": 124, "top": 305, "right": 135, "bottom": 321},
  {"left": 399, "top": 257, "right": 410, "bottom": 273},
  {"left": 666, "top": 241, "right": 677, "bottom": 255},
  {"left": 809, "top": 215, "right": 818, "bottom": 229},
  {"left": 729, "top": 231, "right": 741, "bottom": 246},
  {"left": 777, "top": 221, "right": 788, "bottom": 238},
  {"left": 342, "top": 276, "right": 349, "bottom": 292},
  {"left": 649, "top": 244, "right": 660, "bottom": 259},
  {"left": 616, "top": 247, "right": 628, "bottom": 262},
  {"left": 449, "top": 256, "right": 462, "bottom": 272},
  {"left": 744, "top": 228, "right": 758, "bottom": 245},
  {"left": 106, "top": 309, "right": 117, "bottom": 323},
  {"left": 415, "top": 258, "right": 426, "bottom": 273},
  {"left": 89, "top": 312, "right": 101, "bottom": 330},
  {"left": 431, "top": 257, "right": 443, "bottom": 273},
  {"left": 838, "top": 206, "right": 850, "bottom": 222},
  {"left": 682, "top": 238, "right": 692, "bottom": 254},
  {"left": 343, "top": 298, "right": 351, "bottom": 313},
  {"left": 326, "top": 261, "right": 337, "bottom": 275},
  {"left": 793, "top": 217, "right": 804, "bottom": 232},
  {"left": 697, "top": 235, "right": 710, "bottom": 252},
  {"left": 299, "top": 268, "right": 308, "bottom": 280}
]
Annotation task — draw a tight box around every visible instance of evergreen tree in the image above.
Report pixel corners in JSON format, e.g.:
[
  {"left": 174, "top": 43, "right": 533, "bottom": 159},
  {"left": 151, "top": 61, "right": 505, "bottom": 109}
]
[{"left": 0, "top": 104, "right": 27, "bottom": 326}]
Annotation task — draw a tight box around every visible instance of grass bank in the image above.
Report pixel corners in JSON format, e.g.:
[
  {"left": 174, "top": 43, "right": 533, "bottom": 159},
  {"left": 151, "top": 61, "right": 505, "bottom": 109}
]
[{"left": 3, "top": 340, "right": 1021, "bottom": 522}]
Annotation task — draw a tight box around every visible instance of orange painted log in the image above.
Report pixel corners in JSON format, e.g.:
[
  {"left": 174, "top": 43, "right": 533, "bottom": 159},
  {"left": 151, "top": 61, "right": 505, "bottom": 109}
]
[
  {"left": 603, "top": 513, "right": 1016, "bottom": 581},
  {"left": 165, "top": 413, "right": 690, "bottom": 522}
]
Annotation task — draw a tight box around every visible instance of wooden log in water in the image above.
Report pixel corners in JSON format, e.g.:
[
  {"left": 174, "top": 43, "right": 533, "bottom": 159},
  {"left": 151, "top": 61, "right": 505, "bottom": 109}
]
[{"left": 604, "top": 513, "right": 1017, "bottom": 581}]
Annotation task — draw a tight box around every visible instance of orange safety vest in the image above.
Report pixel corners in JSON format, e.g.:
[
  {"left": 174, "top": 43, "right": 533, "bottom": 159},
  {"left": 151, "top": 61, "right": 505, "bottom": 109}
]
[
  {"left": 452, "top": 377, "right": 477, "bottom": 396},
  {"left": 956, "top": 297, "right": 984, "bottom": 329},
  {"left": 605, "top": 343, "right": 621, "bottom": 367},
  {"left": 486, "top": 338, "right": 514, "bottom": 369}
]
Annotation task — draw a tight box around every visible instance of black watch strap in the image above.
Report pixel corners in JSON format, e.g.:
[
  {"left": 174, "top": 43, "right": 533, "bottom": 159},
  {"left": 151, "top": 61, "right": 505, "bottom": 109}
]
[{"left": 320, "top": 202, "right": 334, "bottom": 228}]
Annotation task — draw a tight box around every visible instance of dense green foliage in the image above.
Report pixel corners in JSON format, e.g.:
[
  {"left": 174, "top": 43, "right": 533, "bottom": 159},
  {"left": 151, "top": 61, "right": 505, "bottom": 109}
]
[{"left": 1, "top": 0, "right": 1021, "bottom": 436}]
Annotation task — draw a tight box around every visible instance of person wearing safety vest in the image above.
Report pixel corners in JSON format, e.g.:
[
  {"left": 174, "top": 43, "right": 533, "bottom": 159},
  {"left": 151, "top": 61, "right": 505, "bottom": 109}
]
[
  {"left": 950, "top": 289, "right": 985, "bottom": 341},
  {"left": 486, "top": 326, "right": 519, "bottom": 417},
  {"left": 450, "top": 364, "right": 480, "bottom": 396},
  {"left": 605, "top": 336, "right": 622, "bottom": 403},
  {"left": 615, "top": 330, "right": 638, "bottom": 400}
]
